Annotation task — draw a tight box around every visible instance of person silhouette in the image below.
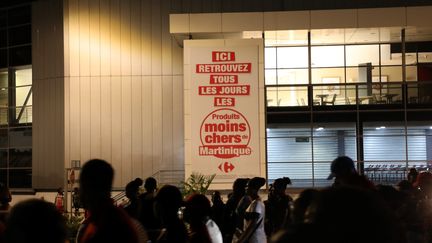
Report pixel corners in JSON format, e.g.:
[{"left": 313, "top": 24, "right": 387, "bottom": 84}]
[
  {"left": 265, "top": 177, "right": 293, "bottom": 236},
  {"left": 184, "top": 193, "right": 223, "bottom": 243},
  {"left": 138, "top": 177, "right": 159, "bottom": 241},
  {"left": 327, "top": 156, "right": 375, "bottom": 190},
  {"left": 154, "top": 185, "right": 188, "bottom": 243},
  {"left": 77, "top": 159, "right": 145, "bottom": 243},
  {"left": 4, "top": 199, "right": 67, "bottom": 243},
  {"left": 124, "top": 178, "right": 143, "bottom": 219},
  {"left": 236, "top": 177, "right": 267, "bottom": 243}
]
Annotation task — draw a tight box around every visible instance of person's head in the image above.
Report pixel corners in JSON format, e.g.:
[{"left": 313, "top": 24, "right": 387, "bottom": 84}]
[
  {"left": 79, "top": 159, "right": 114, "bottom": 209},
  {"left": 272, "top": 177, "right": 291, "bottom": 195},
  {"left": 232, "top": 178, "right": 249, "bottom": 196},
  {"left": 154, "top": 185, "right": 183, "bottom": 224},
  {"left": 125, "top": 178, "right": 142, "bottom": 200},
  {"left": 56, "top": 187, "right": 63, "bottom": 195},
  {"left": 184, "top": 193, "right": 211, "bottom": 225},
  {"left": 327, "top": 156, "right": 356, "bottom": 180},
  {"left": 144, "top": 177, "right": 157, "bottom": 192},
  {"left": 211, "top": 191, "right": 222, "bottom": 203},
  {"left": 246, "top": 177, "right": 266, "bottom": 198},
  {"left": 5, "top": 199, "right": 67, "bottom": 243}
]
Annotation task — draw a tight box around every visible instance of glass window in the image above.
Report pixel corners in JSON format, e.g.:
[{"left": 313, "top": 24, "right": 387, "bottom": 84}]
[
  {"left": 0, "top": 29, "right": 6, "bottom": 48},
  {"left": 9, "top": 148, "right": 31, "bottom": 168},
  {"left": 0, "top": 108, "right": 7, "bottom": 125},
  {"left": 9, "top": 169, "right": 31, "bottom": 188},
  {"left": 265, "top": 30, "right": 308, "bottom": 47},
  {"left": 278, "top": 86, "right": 309, "bottom": 107},
  {"left": 0, "top": 50, "right": 6, "bottom": 68},
  {"left": 265, "top": 47, "right": 276, "bottom": 69},
  {"left": 406, "top": 66, "right": 417, "bottom": 82},
  {"left": 15, "top": 68, "right": 32, "bottom": 86},
  {"left": 8, "top": 25, "right": 31, "bottom": 46},
  {"left": 265, "top": 69, "right": 276, "bottom": 85},
  {"left": 9, "top": 127, "right": 31, "bottom": 147},
  {"left": 0, "top": 149, "right": 7, "bottom": 168},
  {"left": 0, "top": 169, "right": 6, "bottom": 185},
  {"left": 381, "top": 66, "right": 402, "bottom": 82},
  {"left": 346, "top": 45, "right": 379, "bottom": 66},
  {"left": 312, "top": 68, "right": 344, "bottom": 84},
  {"left": 311, "top": 46, "right": 344, "bottom": 67},
  {"left": 277, "top": 47, "right": 308, "bottom": 68},
  {"left": 0, "top": 129, "right": 7, "bottom": 148},
  {"left": 277, "top": 69, "right": 308, "bottom": 84},
  {"left": 9, "top": 45, "right": 31, "bottom": 66},
  {"left": 419, "top": 52, "right": 432, "bottom": 63}
]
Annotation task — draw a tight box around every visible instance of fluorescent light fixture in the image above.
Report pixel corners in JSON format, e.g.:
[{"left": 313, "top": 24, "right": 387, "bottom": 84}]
[
  {"left": 316, "top": 127, "right": 324, "bottom": 131},
  {"left": 0, "top": 88, "right": 5, "bottom": 91},
  {"left": 376, "top": 126, "right": 386, "bottom": 130}
]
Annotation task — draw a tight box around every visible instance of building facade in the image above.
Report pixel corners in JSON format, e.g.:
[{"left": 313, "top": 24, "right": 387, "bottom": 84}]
[{"left": 1, "top": 0, "right": 432, "bottom": 189}]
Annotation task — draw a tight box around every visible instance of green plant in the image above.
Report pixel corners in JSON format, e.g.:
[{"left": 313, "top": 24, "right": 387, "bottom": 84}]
[
  {"left": 64, "top": 213, "right": 84, "bottom": 239},
  {"left": 181, "top": 172, "right": 216, "bottom": 197}
]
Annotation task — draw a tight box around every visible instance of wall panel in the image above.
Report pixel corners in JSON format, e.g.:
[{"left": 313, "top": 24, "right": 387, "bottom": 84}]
[
  {"left": 151, "top": 76, "right": 163, "bottom": 173},
  {"left": 100, "top": 76, "right": 112, "bottom": 162},
  {"left": 131, "top": 0, "right": 142, "bottom": 76},
  {"left": 161, "top": 0, "right": 173, "bottom": 75},
  {"left": 99, "top": 0, "right": 111, "bottom": 76},
  {"left": 89, "top": 0, "right": 101, "bottom": 76},
  {"left": 90, "top": 76, "right": 101, "bottom": 157},
  {"left": 121, "top": 76, "right": 132, "bottom": 184},
  {"left": 151, "top": 0, "right": 162, "bottom": 75},
  {"left": 110, "top": 0, "right": 121, "bottom": 76},
  {"left": 172, "top": 75, "right": 184, "bottom": 169},
  {"left": 80, "top": 76, "right": 91, "bottom": 163},
  {"left": 142, "top": 76, "right": 153, "bottom": 176},
  {"left": 35, "top": 0, "right": 185, "bottom": 188},
  {"left": 68, "top": 0, "right": 80, "bottom": 76},
  {"left": 120, "top": 0, "right": 132, "bottom": 75},
  {"left": 131, "top": 76, "right": 143, "bottom": 179},
  {"left": 141, "top": 0, "right": 152, "bottom": 76},
  {"left": 79, "top": 0, "right": 90, "bottom": 76},
  {"left": 162, "top": 76, "right": 173, "bottom": 170},
  {"left": 111, "top": 76, "right": 122, "bottom": 186}
]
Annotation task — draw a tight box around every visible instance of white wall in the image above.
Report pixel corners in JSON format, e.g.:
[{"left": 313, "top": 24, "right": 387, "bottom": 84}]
[{"left": 33, "top": 0, "right": 184, "bottom": 189}]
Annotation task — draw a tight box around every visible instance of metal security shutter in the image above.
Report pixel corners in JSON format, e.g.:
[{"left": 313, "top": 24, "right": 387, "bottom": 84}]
[
  {"left": 267, "top": 129, "right": 339, "bottom": 180},
  {"left": 312, "top": 131, "right": 338, "bottom": 179},
  {"left": 344, "top": 131, "right": 358, "bottom": 161},
  {"left": 364, "top": 129, "right": 426, "bottom": 162}
]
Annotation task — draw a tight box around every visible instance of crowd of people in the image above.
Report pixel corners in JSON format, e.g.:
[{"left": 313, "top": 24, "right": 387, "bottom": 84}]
[{"left": 0, "top": 156, "right": 432, "bottom": 242}]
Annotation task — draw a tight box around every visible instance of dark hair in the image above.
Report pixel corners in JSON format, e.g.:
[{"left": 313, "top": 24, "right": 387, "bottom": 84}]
[
  {"left": 144, "top": 177, "right": 157, "bottom": 191},
  {"left": 248, "top": 177, "right": 266, "bottom": 190},
  {"left": 80, "top": 159, "right": 113, "bottom": 194},
  {"left": 5, "top": 199, "right": 67, "bottom": 243},
  {"left": 79, "top": 159, "right": 114, "bottom": 208},
  {"left": 185, "top": 193, "right": 211, "bottom": 222},
  {"left": 155, "top": 185, "right": 183, "bottom": 216}
]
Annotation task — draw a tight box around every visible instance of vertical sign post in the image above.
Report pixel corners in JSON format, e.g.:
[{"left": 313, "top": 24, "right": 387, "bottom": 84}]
[{"left": 185, "top": 41, "right": 262, "bottom": 188}]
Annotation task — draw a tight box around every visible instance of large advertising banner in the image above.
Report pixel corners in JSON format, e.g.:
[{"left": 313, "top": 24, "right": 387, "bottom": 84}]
[{"left": 186, "top": 42, "right": 261, "bottom": 186}]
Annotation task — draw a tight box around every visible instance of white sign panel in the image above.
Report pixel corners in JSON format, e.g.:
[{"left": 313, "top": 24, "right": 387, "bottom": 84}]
[{"left": 187, "top": 44, "right": 261, "bottom": 184}]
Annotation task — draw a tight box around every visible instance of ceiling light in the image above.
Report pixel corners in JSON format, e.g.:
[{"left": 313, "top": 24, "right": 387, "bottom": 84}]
[{"left": 316, "top": 127, "right": 324, "bottom": 131}]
